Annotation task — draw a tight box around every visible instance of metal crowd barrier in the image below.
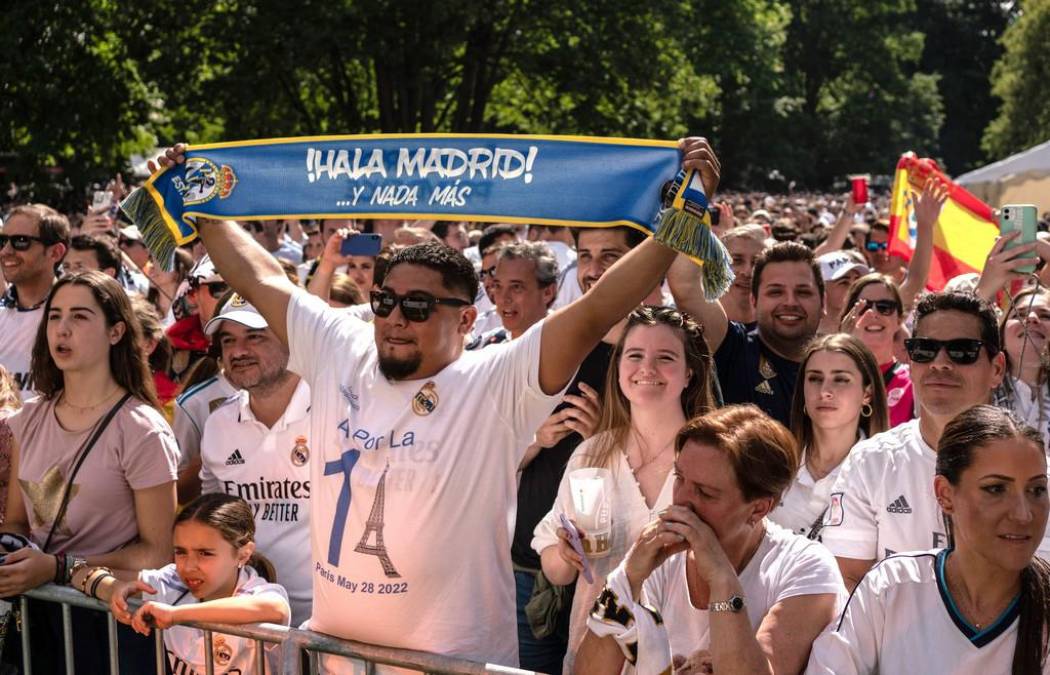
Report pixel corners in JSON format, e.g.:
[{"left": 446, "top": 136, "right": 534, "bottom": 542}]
[{"left": 18, "top": 584, "right": 534, "bottom": 675}]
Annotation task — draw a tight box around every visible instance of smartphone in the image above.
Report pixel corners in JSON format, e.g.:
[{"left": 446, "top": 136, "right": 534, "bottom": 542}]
[
  {"left": 999, "top": 204, "right": 1039, "bottom": 275},
  {"left": 340, "top": 233, "right": 383, "bottom": 257},
  {"left": 707, "top": 205, "right": 721, "bottom": 227},
  {"left": 559, "top": 514, "right": 594, "bottom": 584},
  {"left": 91, "top": 190, "right": 112, "bottom": 212}
]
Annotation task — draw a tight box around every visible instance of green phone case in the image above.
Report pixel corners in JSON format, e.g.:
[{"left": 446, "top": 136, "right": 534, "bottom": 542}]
[{"left": 999, "top": 204, "right": 1039, "bottom": 275}]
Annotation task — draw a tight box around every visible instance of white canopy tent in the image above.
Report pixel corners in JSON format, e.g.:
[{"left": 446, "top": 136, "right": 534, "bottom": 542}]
[{"left": 955, "top": 139, "right": 1050, "bottom": 216}]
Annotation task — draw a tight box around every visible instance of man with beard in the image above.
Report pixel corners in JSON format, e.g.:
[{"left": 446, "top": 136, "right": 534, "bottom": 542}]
[
  {"left": 152, "top": 137, "right": 720, "bottom": 670},
  {"left": 197, "top": 294, "right": 313, "bottom": 627},
  {"left": 817, "top": 292, "right": 1047, "bottom": 592},
  {"left": 673, "top": 240, "right": 825, "bottom": 426}
]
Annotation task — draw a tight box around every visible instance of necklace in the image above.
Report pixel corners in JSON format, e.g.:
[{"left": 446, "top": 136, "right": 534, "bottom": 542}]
[
  {"left": 627, "top": 435, "right": 674, "bottom": 474},
  {"left": 59, "top": 386, "right": 122, "bottom": 413}
]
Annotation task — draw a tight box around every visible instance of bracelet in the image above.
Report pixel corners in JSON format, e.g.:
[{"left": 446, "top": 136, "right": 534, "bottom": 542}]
[{"left": 88, "top": 572, "right": 114, "bottom": 600}]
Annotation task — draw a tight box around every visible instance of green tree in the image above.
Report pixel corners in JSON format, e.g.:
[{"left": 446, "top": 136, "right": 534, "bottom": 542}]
[
  {"left": 0, "top": 1, "right": 156, "bottom": 207},
  {"left": 914, "top": 0, "right": 1014, "bottom": 174},
  {"left": 982, "top": 0, "right": 1050, "bottom": 159}
]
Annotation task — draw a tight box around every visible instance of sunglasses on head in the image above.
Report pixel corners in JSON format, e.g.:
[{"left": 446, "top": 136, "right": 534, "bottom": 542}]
[
  {"left": 864, "top": 240, "right": 888, "bottom": 252},
  {"left": 904, "top": 337, "right": 989, "bottom": 365},
  {"left": 370, "top": 289, "right": 470, "bottom": 322},
  {"left": 860, "top": 299, "right": 900, "bottom": 316},
  {"left": 0, "top": 234, "right": 50, "bottom": 251}
]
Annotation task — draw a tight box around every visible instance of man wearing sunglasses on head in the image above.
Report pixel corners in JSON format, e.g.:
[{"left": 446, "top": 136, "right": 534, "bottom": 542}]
[
  {"left": 0, "top": 204, "right": 70, "bottom": 401},
  {"left": 818, "top": 291, "right": 1050, "bottom": 592},
  {"left": 150, "top": 137, "right": 720, "bottom": 670}
]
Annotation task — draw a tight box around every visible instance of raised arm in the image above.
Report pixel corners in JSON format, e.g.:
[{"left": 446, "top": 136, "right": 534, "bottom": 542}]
[
  {"left": 153, "top": 145, "right": 297, "bottom": 345},
  {"left": 667, "top": 251, "right": 730, "bottom": 351},
  {"left": 539, "top": 137, "right": 721, "bottom": 394},
  {"left": 898, "top": 182, "right": 946, "bottom": 311},
  {"left": 813, "top": 196, "right": 861, "bottom": 257}
]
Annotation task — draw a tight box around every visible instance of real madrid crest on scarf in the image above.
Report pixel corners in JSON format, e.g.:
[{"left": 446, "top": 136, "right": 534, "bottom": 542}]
[
  {"left": 412, "top": 381, "right": 439, "bottom": 416},
  {"left": 291, "top": 435, "right": 310, "bottom": 466},
  {"left": 755, "top": 354, "right": 776, "bottom": 395}
]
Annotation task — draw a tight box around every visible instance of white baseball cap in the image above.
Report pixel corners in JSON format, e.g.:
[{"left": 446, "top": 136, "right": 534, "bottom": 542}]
[
  {"left": 189, "top": 255, "right": 223, "bottom": 283},
  {"left": 817, "top": 251, "right": 869, "bottom": 282},
  {"left": 203, "top": 293, "right": 268, "bottom": 335}
]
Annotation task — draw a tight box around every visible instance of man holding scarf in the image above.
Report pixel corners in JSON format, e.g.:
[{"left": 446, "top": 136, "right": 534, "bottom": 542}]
[{"left": 151, "top": 137, "right": 720, "bottom": 670}]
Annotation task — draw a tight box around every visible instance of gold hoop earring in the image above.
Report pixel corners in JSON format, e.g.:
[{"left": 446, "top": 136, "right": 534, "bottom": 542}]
[{"left": 861, "top": 403, "right": 872, "bottom": 418}]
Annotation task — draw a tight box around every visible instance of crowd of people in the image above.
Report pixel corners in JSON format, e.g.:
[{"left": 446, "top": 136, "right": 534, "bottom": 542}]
[{"left": 0, "top": 136, "right": 1048, "bottom": 674}]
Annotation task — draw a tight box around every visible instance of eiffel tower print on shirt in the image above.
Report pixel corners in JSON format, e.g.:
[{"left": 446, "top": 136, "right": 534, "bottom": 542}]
[{"left": 355, "top": 463, "right": 401, "bottom": 578}]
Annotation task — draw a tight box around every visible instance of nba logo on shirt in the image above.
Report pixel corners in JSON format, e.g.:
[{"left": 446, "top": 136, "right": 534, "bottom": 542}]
[{"left": 825, "top": 492, "right": 845, "bottom": 527}]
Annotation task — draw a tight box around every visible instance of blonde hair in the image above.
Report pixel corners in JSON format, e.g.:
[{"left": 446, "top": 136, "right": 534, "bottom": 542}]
[{"left": 582, "top": 306, "right": 714, "bottom": 470}]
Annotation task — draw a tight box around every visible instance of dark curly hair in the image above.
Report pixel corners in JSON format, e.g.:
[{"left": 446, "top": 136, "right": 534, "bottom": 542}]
[{"left": 383, "top": 242, "right": 478, "bottom": 302}]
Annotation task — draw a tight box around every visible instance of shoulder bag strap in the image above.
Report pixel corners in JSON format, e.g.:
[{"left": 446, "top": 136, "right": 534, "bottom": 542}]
[{"left": 41, "top": 393, "right": 133, "bottom": 553}]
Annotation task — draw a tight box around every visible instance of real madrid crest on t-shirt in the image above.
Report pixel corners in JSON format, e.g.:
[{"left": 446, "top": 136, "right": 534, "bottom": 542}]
[
  {"left": 411, "top": 381, "right": 439, "bottom": 416},
  {"left": 291, "top": 435, "right": 309, "bottom": 466},
  {"left": 755, "top": 354, "right": 776, "bottom": 395}
]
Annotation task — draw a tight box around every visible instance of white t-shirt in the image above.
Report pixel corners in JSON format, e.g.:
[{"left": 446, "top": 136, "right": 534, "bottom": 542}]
[
  {"left": 552, "top": 265, "right": 583, "bottom": 310},
  {"left": 532, "top": 434, "right": 675, "bottom": 669},
  {"left": 0, "top": 291, "right": 44, "bottom": 402},
  {"left": 806, "top": 549, "right": 1048, "bottom": 675},
  {"left": 173, "top": 374, "right": 238, "bottom": 470},
  {"left": 545, "top": 240, "right": 578, "bottom": 274},
  {"left": 611, "top": 521, "right": 845, "bottom": 669},
  {"left": 286, "top": 290, "right": 565, "bottom": 668},
  {"left": 821, "top": 420, "right": 947, "bottom": 561},
  {"left": 770, "top": 461, "right": 845, "bottom": 539},
  {"left": 822, "top": 420, "right": 1050, "bottom": 560},
  {"left": 199, "top": 378, "right": 313, "bottom": 628},
  {"left": 139, "top": 563, "right": 290, "bottom": 675}
]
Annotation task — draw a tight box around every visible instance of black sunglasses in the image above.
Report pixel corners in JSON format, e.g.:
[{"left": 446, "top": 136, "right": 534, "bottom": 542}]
[
  {"left": 904, "top": 337, "right": 990, "bottom": 365},
  {"left": 864, "top": 240, "right": 888, "bottom": 252},
  {"left": 370, "top": 289, "right": 470, "bottom": 322},
  {"left": 479, "top": 265, "right": 497, "bottom": 280},
  {"left": 860, "top": 299, "right": 900, "bottom": 316},
  {"left": 202, "top": 281, "right": 230, "bottom": 297},
  {"left": 242, "top": 222, "right": 265, "bottom": 234},
  {"left": 0, "top": 234, "right": 50, "bottom": 251}
]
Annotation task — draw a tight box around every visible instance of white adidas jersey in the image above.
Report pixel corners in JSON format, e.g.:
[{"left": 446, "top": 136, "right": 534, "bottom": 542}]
[
  {"left": 173, "top": 373, "right": 238, "bottom": 470},
  {"left": 806, "top": 549, "right": 1050, "bottom": 674},
  {"left": 821, "top": 419, "right": 1050, "bottom": 562},
  {"left": 0, "top": 300, "right": 43, "bottom": 402},
  {"left": 199, "top": 378, "right": 313, "bottom": 628},
  {"left": 286, "top": 291, "right": 564, "bottom": 669},
  {"left": 139, "top": 564, "right": 290, "bottom": 675}
]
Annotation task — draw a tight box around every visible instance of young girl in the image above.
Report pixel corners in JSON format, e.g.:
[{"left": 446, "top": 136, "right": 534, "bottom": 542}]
[
  {"left": 771, "top": 333, "right": 888, "bottom": 538},
  {"left": 78, "top": 493, "right": 290, "bottom": 675},
  {"left": 532, "top": 306, "right": 715, "bottom": 672}
]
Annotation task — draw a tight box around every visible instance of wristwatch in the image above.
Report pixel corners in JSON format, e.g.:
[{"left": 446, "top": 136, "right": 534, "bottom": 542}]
[
  {"left": 68, "top": 556, "right": 89, "bottom": 584},
  {"left": 709, "top": 595, "right": 745, "bottom": 613}
]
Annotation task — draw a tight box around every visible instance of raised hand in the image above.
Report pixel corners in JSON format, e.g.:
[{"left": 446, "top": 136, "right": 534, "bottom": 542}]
[{"left": 679, "top": 137, "right": 721, "bottom": 197}]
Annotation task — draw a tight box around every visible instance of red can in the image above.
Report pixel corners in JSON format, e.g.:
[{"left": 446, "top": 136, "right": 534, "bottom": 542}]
[{"left": 849, "top": 175, "right": 870, "bottom": 205}]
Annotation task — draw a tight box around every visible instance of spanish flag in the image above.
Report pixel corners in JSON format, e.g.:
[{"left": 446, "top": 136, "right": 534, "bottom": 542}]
[{"left": 888, "top": 152, "right": 998, "bottom": 291}]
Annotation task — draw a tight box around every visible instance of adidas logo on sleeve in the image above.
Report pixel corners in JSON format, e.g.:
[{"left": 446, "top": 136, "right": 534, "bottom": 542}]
[
  {"left": 886, "top": 495, "right": 912, "bottom": 514},
  {"left": 225, "top": 449, "right": 245, "bottom": 466}
]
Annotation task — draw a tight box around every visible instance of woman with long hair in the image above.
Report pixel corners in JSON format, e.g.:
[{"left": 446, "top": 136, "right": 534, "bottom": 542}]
[
  {"left": 992, "top": 287, "right": 1050, "bottom": 449},
  {"left": 839, "top": 274, "right": 914, "bottom": 427},
  {"left": 807, "top": 405, "right": 1050, "bottom": 674},
  {"left": 578, "top": 405, "right": 844, "bottom": 674},
  {"left": 771, "top": 333, "right": 888, "bottom": 538},
  {"left": 0, "top": 271, "right": 179, "bottom": 672},
  {"left": 533, "top": 306, "right": 715, "bottom": 671}
]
